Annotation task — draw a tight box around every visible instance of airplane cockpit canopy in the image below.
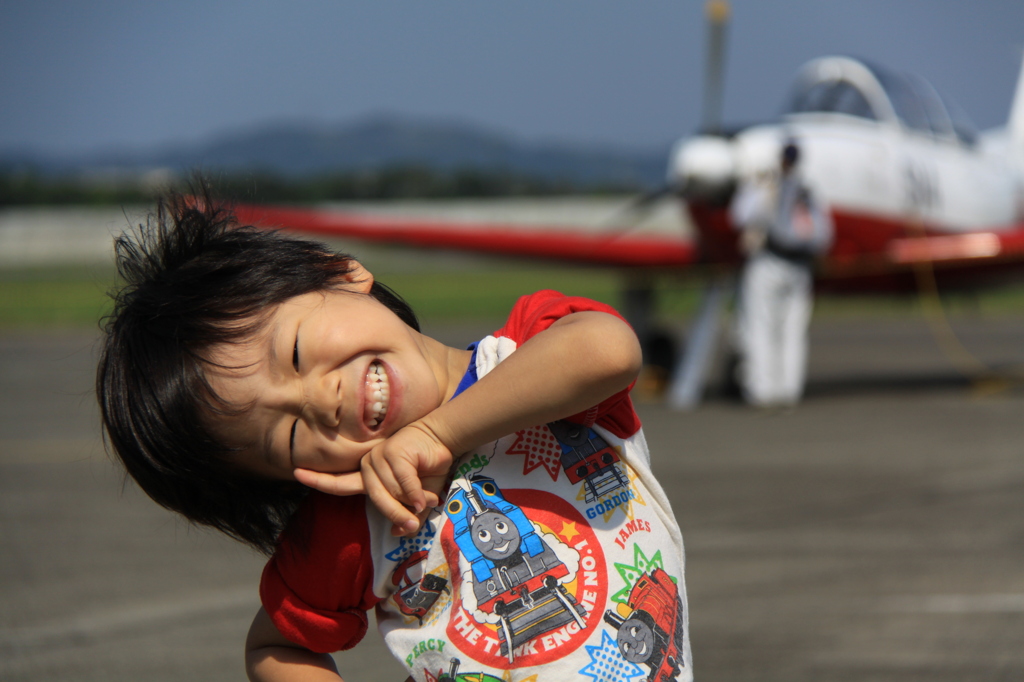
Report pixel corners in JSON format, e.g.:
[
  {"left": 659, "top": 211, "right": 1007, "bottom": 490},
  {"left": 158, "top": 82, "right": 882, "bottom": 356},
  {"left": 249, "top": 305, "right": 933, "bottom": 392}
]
[
  {"left": 787, "top": 77, "right": 877, "bottom": 120},
  {"left": 785, "top": 56, "right": 978, "bottom": 146}
]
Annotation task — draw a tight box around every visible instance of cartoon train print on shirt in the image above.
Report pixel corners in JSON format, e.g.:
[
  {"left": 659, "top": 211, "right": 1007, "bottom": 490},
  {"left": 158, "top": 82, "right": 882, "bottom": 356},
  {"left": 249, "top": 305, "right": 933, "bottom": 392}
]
[
  {"left": 548, "top": 420, "right": 629, "bottom": 502},
  {"left": 435, "top": 657, "right": 502, "bottom": 682},
  {"left": 391, "top": 550, "right": 450, "bottom": 621},
  {"left": 445, "top": 475, "right": 587, "bottom": 663},
  {"left": 603, "top": 567, "right": 685, "bottom": 682}
]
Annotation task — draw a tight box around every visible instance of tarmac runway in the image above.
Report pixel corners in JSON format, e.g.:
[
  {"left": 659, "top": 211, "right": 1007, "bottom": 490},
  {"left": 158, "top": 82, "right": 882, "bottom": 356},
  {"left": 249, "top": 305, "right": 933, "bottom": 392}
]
[{"left": 2, "top": 314, "right": 1023, "bottom": 682}]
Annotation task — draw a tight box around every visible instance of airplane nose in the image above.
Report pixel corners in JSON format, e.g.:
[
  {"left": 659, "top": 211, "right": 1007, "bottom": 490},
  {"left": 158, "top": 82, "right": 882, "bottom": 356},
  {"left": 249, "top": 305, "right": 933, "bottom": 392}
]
[{"left": 669, "top": 135, "right": 736, "bottom": 199}]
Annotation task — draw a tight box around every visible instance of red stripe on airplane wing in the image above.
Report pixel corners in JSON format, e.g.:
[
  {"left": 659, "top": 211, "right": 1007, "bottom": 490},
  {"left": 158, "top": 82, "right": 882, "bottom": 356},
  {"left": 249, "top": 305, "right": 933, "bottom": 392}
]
[
  {"left": 231, "top": 203, "right": 696, "bottom": 267},
  {"left": 888, "top": 233, "right": 1001, "bottom": 263},
  {"left": 888, "top": 226, "right": 1024, "bottom": 264},
  {"left": 996, "top": 227, "right": 1024, "bottom": 256}
]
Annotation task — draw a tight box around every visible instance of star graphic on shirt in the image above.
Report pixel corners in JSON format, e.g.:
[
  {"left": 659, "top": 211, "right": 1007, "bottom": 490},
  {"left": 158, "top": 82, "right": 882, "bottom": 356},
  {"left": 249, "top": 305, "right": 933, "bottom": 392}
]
[
  {"left": 506, "top": 425, "right": 563, "bottom": 481},
  {"left": 611, "top": 544, "right": 677, "bottom": 605},
  {"left": 558, "top": 520, "right": 581, "bottom": 544},
  {"left": 580, "top": 630, "right": 646, "bottom": 682},
  {"left": 383, "top": 515, "right": 438, "bottom": 564},
  {"left": 503, "top": 672, "right": 536, "bottom": 682}
]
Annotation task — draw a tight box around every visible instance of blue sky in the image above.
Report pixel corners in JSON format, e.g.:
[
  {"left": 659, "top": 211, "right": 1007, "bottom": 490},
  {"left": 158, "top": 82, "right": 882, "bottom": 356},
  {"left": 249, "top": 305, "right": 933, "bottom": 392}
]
[{"left": 2, "top": 0, "right": 1023, "bottom": 156}]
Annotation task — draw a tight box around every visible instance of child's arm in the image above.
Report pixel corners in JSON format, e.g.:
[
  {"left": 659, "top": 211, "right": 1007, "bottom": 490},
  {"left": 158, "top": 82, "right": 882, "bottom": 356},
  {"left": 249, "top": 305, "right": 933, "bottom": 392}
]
[
  {"left": 245, "top": 607, "right": 342, "bottom": 681},
  {"left": 246, "top": 607, "right": 414, "bottom": 682},
  {"left": 299, "top": 310, "right": 641, "bottom": 534}
]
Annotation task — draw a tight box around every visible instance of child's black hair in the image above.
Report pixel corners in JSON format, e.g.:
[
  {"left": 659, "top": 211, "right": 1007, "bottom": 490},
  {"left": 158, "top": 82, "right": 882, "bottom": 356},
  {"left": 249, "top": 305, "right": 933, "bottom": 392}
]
[{"left": 97, "top": 185, "right": 418, "bottom": 554}]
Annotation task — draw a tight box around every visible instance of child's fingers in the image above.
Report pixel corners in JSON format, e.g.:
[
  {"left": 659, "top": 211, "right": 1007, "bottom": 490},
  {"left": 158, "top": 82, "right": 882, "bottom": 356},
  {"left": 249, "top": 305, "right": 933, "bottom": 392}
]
[
  {"left": 365, "top": 449, "right": 428, "bottom": 514},
  {"left": 391, "top": 505, "right": 434, "bottom": 538},
  {"left": 362, "top": 458, "right": 420, "bottom": 536},
  {"left": 421, "top": 489, "right": 440, "bottom": 510},
  {"left": 292, "top": 468, "right": 365, "bottom": 495},
  {"left": 391, "top": 461, "right": 429, "bottom": 514},
  {"left": 420, "top": 475, "right": 448, "bottom": 508}
]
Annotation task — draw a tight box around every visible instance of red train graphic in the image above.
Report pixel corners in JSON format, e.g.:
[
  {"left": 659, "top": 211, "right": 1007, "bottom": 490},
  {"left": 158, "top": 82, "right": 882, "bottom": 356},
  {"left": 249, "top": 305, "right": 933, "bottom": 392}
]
[
  {"left": 603, "top": 568, "right": 685, "bottom": 682},
  {"left": 391, "top": 551, "right": 449, "bottom": 621}
]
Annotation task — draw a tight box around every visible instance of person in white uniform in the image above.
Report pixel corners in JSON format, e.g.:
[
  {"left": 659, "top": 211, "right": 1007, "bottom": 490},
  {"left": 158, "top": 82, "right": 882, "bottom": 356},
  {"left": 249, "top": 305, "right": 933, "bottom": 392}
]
[{"left": 730, "top": 142, "right": 833, "bottom": 407}]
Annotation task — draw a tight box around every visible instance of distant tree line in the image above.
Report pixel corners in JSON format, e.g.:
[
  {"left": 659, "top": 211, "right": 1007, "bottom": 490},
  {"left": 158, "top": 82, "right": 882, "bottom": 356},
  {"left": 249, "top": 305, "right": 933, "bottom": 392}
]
[{"left": 0, "top": 166, "right": 643, "bottom": 206}]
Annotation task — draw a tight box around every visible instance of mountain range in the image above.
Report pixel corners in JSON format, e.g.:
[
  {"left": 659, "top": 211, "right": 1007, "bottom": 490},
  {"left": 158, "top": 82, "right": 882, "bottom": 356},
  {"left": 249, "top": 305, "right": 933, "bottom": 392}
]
[{"left": 1, "top": 115, "right": 673, "bottom": 190}]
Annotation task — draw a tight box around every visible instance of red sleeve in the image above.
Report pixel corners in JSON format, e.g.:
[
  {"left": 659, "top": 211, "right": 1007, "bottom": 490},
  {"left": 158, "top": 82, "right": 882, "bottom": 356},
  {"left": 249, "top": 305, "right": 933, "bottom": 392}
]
[
  {"left": 493, "top": 290, "right": 641, "bottom": 438},
  {"left": 259, "top": 493, "right": 380, "bottom": 653}
]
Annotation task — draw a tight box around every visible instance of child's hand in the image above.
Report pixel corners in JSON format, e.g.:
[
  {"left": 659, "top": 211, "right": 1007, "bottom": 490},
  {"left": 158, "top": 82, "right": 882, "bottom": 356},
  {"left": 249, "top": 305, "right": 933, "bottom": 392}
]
[
  {"left": 293, "top": 421, "right": 452, "bottom": 537},
  {"left": 292, "top": 468, "right": 366, "bottom": 495},
  {"left": 361, "top": 421, "right": 453, "bottom": 536}
]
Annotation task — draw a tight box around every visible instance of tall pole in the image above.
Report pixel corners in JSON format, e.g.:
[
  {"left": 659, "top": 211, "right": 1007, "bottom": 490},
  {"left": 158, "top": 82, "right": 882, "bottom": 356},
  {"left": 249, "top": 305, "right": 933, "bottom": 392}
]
[{"left": 701, "top": 0, "right": 730, "bottom": 135}]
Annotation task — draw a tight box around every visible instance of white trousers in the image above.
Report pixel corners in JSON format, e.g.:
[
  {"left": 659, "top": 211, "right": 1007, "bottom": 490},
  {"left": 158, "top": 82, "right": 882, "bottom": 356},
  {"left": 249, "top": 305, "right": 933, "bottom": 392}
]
[{"left": 736, "top": 251, "right": 812, "bottom": 406}]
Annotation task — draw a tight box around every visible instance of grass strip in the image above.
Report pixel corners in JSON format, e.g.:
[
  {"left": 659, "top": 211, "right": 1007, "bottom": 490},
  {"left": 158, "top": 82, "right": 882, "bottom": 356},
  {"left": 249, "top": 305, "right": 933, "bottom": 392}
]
[{"left": 1, "top": 264, "right": 1022, "bottom": 330}]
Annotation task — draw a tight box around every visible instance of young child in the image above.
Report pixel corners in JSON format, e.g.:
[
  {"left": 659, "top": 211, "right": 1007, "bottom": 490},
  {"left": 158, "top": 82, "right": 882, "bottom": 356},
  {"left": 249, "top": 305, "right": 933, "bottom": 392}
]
[{"left": 98, "top": 189, "right": 693, "bottom": 682}]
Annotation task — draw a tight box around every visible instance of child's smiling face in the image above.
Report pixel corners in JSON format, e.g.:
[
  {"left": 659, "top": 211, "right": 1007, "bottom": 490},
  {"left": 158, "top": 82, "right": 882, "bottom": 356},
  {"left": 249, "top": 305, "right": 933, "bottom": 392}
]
[{"left": 204, "top": 272, "right": 452, "bottom": 480}]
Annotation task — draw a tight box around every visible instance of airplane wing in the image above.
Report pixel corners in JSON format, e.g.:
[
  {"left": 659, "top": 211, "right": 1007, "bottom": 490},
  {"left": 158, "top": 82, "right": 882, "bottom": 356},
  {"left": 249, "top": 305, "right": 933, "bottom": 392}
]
[
  {"left": 886, "top": 229, "right": 1024, "bottom": 266},
  {"left": 815, "top": 221, "right": 1024, "bottom": 291},
  {"left": 231, "top": 203, "right": 697, "bottom": 268}
]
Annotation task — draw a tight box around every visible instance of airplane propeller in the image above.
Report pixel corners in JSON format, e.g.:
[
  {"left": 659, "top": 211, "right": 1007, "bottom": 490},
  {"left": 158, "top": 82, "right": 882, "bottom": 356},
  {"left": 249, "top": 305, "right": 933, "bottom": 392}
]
[
  {"left": 662, "top": 0, "right": 735, "bottom": 409},
  {"left": 597, "top": 2, "right": 737, "bottom": 409},
  {"left": 614, "top": 0, "right": 733, "bottom": 223}
]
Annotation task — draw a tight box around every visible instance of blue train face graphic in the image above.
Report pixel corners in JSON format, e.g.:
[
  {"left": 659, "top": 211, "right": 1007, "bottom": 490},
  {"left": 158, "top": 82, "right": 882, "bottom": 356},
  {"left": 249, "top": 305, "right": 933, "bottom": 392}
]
[
  {"left": 547, "top": 420, "right": 629, "bottom": 502},
  {"left": 444, "top": 475, "right": 587, "bottom": 663}
]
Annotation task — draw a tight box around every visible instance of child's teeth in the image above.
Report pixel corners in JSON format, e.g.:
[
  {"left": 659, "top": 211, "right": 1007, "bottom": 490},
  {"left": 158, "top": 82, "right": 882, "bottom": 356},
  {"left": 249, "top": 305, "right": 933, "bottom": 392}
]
[{"left": 366, "top": 361, "right": 391, "bottom": 428}]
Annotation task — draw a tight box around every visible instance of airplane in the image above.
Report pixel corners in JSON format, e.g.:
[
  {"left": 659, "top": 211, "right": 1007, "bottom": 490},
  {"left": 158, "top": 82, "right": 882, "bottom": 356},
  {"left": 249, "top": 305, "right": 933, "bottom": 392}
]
[
  {"left": 672, "top": 55, "right": 1024, "bottom": 295},
  {"left": 231, "top": 1, "right": 1024, "bottom": 407}
]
